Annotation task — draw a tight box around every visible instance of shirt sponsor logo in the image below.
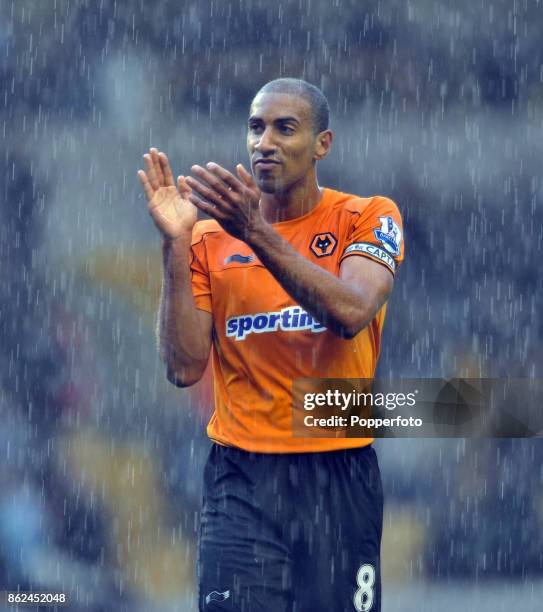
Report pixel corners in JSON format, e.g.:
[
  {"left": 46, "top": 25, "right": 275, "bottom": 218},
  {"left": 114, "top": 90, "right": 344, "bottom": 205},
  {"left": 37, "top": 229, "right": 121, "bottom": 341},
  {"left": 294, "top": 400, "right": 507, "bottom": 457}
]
[
  {"left": 342, "top": 242, "right": 396, "bottom": 271},
  {"left": 226, "top": 306, "right": 326, "bottom": 341},
  {"left": 224, "top": 253, "right": 254, "bottom": 265},
  {"left": 374, "top": 216, "right": 402, "bottom": 256}
]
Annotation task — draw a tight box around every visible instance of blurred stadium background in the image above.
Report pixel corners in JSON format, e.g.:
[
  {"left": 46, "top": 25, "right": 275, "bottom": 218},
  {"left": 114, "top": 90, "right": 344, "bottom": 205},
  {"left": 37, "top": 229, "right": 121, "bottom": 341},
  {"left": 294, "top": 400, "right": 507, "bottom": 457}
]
[{"left": 1, "top": 0, "right": 542, "bottom": 610}]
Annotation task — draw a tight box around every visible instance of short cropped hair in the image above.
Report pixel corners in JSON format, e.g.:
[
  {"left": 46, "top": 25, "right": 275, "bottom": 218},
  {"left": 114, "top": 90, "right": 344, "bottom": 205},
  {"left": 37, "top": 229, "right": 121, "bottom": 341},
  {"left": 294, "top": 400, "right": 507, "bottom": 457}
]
[{"left": 253, "top": 78, "right": 330, "bottom": 134}]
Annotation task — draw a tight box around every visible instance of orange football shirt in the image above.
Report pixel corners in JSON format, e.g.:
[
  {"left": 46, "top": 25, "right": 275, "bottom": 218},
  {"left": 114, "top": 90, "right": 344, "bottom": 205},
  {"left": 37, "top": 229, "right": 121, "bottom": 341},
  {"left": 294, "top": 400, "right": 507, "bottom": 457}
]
[{"left": 189, "top": 188, "right": 404, "bottom": 453}]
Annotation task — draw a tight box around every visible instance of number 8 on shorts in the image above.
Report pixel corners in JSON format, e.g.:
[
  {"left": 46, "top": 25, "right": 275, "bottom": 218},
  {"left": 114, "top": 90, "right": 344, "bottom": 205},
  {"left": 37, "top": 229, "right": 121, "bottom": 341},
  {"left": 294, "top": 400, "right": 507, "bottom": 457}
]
[{"left": 353, "top": 564, "right": 375, "bottom": 611}]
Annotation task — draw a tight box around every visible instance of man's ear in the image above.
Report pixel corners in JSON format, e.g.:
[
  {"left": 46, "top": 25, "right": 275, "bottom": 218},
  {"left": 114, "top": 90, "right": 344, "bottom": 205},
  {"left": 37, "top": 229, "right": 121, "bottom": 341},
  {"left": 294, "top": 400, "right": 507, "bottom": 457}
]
[{"left": 314, "top": 130, "right": 333, "bottom": 161}]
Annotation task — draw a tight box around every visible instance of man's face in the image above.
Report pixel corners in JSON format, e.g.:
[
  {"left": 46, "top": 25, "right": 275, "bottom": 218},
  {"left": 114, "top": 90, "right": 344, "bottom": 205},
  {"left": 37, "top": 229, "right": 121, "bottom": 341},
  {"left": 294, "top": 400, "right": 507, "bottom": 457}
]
[{"left": 247, "top": 93, "right": 320, "bottom": 194}]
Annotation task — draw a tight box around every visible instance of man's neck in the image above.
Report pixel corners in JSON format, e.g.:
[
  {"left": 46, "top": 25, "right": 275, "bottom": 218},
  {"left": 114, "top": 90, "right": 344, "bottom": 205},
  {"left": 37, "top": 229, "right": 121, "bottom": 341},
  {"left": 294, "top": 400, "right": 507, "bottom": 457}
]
[{"left": 259, "top": 179, "right": 324, "bottom": 224}]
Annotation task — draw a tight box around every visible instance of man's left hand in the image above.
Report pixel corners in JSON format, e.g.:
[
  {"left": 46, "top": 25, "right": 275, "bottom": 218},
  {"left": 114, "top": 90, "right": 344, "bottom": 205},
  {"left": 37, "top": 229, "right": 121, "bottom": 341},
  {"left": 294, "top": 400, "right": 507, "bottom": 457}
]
[{"left": 186, "top": 163, "right": 264, "bottom": 242}]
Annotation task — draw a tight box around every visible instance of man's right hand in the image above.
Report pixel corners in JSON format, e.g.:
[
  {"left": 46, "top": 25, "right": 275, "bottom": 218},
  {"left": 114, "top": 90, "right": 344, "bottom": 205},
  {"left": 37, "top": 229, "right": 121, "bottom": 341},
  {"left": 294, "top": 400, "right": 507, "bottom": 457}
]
[{"left": 138, "top": 147, "right": 197, "bottom": 239}]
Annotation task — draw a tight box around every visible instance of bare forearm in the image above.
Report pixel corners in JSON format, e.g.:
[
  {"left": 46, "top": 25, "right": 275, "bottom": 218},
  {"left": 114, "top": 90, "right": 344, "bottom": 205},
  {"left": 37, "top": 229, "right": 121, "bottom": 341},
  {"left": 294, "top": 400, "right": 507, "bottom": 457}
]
[
  {"left": 158, "top": 233, "right": 210, "bottom": 376},
  {"left": 247, "top": 224, "right": 374, "bottom": 338}
]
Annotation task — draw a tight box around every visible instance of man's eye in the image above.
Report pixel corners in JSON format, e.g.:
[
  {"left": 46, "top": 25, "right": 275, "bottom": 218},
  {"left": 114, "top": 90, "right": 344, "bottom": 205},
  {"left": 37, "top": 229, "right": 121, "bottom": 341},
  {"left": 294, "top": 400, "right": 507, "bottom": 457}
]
[
  {"left": 280, "top": 125, "right": 295, "bottom": 134},
  {"left": 249, "top": 124, "right": 262, "bottom": 133}
]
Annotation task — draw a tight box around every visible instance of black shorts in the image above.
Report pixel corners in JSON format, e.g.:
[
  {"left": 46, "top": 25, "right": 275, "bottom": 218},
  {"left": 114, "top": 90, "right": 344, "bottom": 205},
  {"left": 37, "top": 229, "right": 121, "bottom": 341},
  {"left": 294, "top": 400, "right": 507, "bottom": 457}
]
[{"left": 198, "top": 443, "right": 383, "bottom": 612}]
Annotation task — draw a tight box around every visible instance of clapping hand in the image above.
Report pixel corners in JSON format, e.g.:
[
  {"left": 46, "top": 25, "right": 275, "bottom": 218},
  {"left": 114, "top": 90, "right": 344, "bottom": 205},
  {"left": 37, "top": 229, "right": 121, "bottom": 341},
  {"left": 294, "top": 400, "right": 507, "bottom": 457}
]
[{"left": 186, "top": 163, "right": 264, "bottom": 242}]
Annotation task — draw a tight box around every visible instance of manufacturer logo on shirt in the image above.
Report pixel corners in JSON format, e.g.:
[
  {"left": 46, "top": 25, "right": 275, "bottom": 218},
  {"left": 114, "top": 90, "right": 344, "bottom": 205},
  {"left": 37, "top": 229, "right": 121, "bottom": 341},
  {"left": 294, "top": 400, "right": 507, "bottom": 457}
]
[
  {"left": 224, "top": 253, "right": 255, "bottom": 265},
  {"left": 310, "top": 232, "right": 338, "bottom": 257},
  {"left": 226, "top": 306, "right": 326, "bottom": 341},
  {"left": 374, "top": 216, "right": 402, "bottom": 256}
]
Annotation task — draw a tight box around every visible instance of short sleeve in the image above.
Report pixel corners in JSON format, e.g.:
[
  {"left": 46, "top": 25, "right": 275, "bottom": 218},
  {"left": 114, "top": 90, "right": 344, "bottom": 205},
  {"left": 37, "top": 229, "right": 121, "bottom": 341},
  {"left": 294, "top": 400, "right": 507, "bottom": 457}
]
[
  {"left": 339, "top": 196, "right": 405, "bottom": 275},
  {"left": 190, "top": 224, "right": 212, "bottom": 313}
]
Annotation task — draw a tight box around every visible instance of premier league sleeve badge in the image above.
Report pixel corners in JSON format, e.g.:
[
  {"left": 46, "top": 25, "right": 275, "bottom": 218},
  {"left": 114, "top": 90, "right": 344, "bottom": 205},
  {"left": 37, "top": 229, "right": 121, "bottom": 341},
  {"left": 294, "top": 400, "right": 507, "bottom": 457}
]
[{"left": 374, "top": 216, "right": 402, "bottom": 256}]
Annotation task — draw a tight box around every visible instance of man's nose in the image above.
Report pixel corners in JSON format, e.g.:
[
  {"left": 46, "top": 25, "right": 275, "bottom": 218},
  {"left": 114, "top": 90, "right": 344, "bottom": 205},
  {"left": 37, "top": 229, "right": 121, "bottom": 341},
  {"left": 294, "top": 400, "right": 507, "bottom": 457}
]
[{"left": 254, "top": 128, "right": 276, "bottom": 153}]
